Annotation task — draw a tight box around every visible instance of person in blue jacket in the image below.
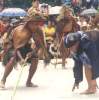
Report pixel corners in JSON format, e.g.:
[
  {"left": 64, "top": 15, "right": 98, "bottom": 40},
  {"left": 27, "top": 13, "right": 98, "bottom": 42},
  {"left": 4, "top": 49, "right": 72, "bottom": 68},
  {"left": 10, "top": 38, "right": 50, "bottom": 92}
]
[{"left": 64, "top": 31, "right": 99, "bottom": 94}]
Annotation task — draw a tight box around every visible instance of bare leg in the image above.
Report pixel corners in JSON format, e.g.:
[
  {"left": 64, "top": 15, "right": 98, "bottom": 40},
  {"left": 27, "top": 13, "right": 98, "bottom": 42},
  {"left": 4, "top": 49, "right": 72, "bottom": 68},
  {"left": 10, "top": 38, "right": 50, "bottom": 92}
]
[
  {"left": 37, "top": 48, "right": 43, "bottom": 58},
  {"left": 62, "top": 57, "right": 66, "bottom": 69},
  {"left": 81, "top": 64, "right": 97, "bottom": 94},
  {"left": 61, "top": 48, "right": 70, "bottom": 69},
  {"left": 0, "top": 57, "right": 15, "bottom": 88},
  {"left": 61, "top": 44, "right": 70, "bottom": 69},
  {"left": 85, "top": 65, "right": 92, "bottom": 89},
  {"left": 26, "top": 58, "right": 38, "bottom": 87}
]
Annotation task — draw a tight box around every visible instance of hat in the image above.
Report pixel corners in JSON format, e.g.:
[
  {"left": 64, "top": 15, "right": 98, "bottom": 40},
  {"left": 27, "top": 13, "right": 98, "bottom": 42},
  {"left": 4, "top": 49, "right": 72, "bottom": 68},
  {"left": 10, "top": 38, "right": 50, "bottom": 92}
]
[{"left": 64, "top": 32, "right": 81, "bottom": 48}]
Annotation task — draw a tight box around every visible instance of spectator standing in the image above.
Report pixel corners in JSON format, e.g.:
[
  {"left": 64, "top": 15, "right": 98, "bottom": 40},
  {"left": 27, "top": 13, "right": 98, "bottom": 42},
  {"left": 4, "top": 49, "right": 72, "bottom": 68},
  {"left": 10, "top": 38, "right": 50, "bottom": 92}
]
[
  {"left": 92, "top": 0, "right": 99, "bottom": 10},
  {"left": 27, "top": 0, "right": 48, "bottom": 18},
  {"left": 71, "top": 0, "right": 81, "bottom": 16},
  {"left": 86, "top": 0, "right": 93, "bottom": 9},
  {"left": 27, "top": 0, "right": 41, "bottom": 17},
  {"left": 43, "top": 19, "right": 56, "bottom": 42}
]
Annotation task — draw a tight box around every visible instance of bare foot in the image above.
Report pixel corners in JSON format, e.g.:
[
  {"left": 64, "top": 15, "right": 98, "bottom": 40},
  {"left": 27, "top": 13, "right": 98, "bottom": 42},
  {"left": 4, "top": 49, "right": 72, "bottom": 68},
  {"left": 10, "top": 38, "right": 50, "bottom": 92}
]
[
  {"left": 0, "top": 81, "right": 5, "bottom": 89},
  {"left": 26, "top": 82, "right": 38, "bottom": 87},
  {"left": 80, "top": 88, "right": 97, "bottom": 95}
]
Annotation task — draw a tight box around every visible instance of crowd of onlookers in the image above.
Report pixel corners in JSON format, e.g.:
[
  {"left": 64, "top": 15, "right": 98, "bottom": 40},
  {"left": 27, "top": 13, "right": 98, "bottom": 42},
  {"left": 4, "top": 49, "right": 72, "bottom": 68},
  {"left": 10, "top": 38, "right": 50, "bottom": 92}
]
[
  {"left": 68, "top": 0, "right": 99, "bottom": 16},
  {"left": 64, "top": 0, "right": 99, "bottom": 9}
]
